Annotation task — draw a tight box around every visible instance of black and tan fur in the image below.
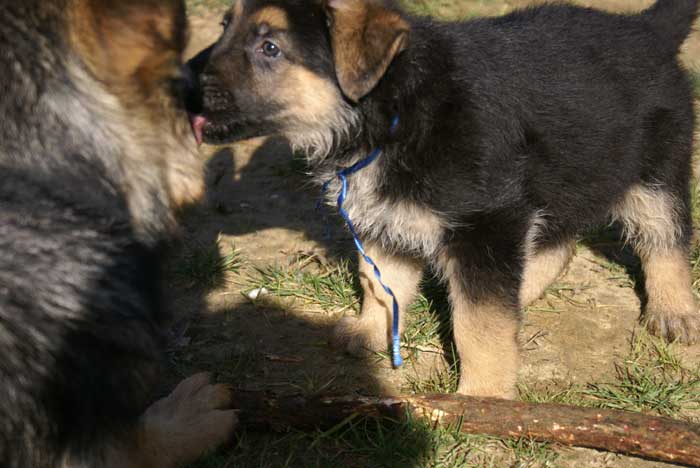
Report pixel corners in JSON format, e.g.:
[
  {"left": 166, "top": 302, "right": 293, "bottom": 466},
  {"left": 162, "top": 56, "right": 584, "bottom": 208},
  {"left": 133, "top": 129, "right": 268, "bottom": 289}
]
[
  {"left": 188, "top": 0, "right": 700, "bottom": 398},
  {"left": 0, "top": 1, "right": 236, "bottom": 466}
]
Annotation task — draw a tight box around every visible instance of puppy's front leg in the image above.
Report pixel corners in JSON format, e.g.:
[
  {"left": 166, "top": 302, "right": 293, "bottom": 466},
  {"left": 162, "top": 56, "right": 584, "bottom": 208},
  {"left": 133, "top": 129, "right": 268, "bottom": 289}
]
[
  {"left": 450, "top": 290, "right": 521, "bottom": 399},
  {"left": 440, "top": 231, "right": 523, "bottom": 399},
  {"left": 105, "top": 373, "right": 238, "bottom": 468},
  {"left": 332, "top": 242, "right": 423, "bottom": 356}
]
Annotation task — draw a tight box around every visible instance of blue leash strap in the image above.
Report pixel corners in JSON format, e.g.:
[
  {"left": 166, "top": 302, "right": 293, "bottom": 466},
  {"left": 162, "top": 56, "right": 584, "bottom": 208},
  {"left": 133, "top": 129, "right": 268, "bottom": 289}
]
[{"left": 322, "top": 116, "right": 403, "bottom": 368}]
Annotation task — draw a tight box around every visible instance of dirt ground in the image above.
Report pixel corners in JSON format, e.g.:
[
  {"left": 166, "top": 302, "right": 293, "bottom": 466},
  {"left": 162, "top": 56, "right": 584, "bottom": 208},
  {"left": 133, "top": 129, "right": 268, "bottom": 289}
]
[{"left": 172, "top": 2, "right": 700, "bottom": 467}]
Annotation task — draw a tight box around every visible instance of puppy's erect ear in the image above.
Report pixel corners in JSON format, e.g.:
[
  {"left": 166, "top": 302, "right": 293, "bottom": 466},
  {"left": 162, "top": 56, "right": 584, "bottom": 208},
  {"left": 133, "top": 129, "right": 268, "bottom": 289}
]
[
  {"left": 325, "top": 0, "right": 409, "bottom": 102},
  {"left": 69, "top": 0, "right": 187, "bottom": 98}
]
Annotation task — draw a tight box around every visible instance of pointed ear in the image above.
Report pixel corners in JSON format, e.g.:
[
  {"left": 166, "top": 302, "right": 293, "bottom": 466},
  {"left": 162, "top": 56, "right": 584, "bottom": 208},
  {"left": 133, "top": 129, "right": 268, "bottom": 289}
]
[
  {"left": 69, "top": 0, "right": 187, "bottom": 96},
  {"left": 325, "top": 0, "right": 409, "bottom": 102}
]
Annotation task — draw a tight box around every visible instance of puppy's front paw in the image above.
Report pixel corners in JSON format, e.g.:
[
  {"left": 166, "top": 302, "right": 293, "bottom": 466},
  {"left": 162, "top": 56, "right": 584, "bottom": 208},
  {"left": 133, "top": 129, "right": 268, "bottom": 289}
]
[
  {"left": 456, "top": 377, "right": 518, "bottom": 400},
  {"left": 644, "top": 309, "right": 700, "bottom": 344},
  {"left": 139, "top": 373, "right": 238, "bottom": 467},
  {"left": 331, "top": 316, "right": 387, "bottom": 357}
]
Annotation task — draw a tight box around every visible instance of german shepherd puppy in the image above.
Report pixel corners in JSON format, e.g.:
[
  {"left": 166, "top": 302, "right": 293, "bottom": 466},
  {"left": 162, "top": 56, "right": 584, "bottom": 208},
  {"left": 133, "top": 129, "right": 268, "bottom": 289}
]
[
  {"left": 189, "top": 0, "right": 699, "bottom": 399},
  {"left": 0, "top": 0, "right": 237, "bottom": 466}
]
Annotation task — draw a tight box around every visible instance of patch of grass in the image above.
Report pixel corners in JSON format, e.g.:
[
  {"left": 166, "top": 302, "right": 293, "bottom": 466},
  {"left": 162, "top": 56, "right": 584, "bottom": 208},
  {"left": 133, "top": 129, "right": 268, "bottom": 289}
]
[
  {"left": 690, "top": 70, "right": 700, "bottom": 100},
  {"left": 290, "top": 369, "right": 338, "bottom": 397},
  {"left": 187, "top": 451, "right": 230, "bottom": 468},
  {"left": 355, "top": 415, "right": 561, "bottom": 468},
  {"left": 246, "top": 253, "right": 360, "bottom": 314},
  {"left": 583, "top": 332, "right": 700, "bottom": 418},
  {"left": 172, "top": 235, "right": 242, "bottom": 290},
  {"left": 186, "top": 0, "right": 230, "bottom": 13},
  {"left": 404, "top": 289, "right": 459, "bottom": 395},
  {"left": 246, "top": 258, "right": 453, "bottom": 350},
  {"left": 405, "top": 348, "right": 460, "bottom": 394},
  {"left": 518, "top": 382, "right": 588, "bottom": 407},
  {"left": 190, "top": 413, "right": 560, "bottom": 468},
  {"left": 692, "top": 242, "right": 700, "bottom": 294},
  {"left": 402, "top": 274, "right": 453, "bottom": 354},
  {"left": 402, "top": 0, "right": 459, "bottom": 17},
  {"left": 691, "top": 177, "right": 700, "bottom": 292},
  {"left": 500, "top": 437, "right": 559, "bottom": 468},
  {"left": 520, "top": 333, "right": 700, "bottom": 420},
  {"left": 401, "top": 0, "right": 510, "bottom": 19},
  {"left": 404, "top": 294, "right": 446, "bottom": 349},
  {"left": 394, "top": 274, "right": 458, "bottom": 380},
  {"left": 188, "top": 431, "right": 305, "bottom": 468},
  {"left": 188, "top": 415, "right": 435, "bottom": 468}
]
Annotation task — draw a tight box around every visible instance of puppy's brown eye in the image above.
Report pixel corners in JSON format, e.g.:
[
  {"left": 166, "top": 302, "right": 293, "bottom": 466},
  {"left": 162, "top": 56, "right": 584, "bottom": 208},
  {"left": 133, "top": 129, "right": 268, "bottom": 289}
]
[{"left": 261, "top": 41, "right": 281, "bottom": 58}]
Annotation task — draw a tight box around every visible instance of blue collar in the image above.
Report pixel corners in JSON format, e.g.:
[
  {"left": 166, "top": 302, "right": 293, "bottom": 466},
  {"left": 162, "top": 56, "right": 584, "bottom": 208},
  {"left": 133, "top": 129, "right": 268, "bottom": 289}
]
[{"left": 321, "top": 116, "right": 403, "bottom": 368}]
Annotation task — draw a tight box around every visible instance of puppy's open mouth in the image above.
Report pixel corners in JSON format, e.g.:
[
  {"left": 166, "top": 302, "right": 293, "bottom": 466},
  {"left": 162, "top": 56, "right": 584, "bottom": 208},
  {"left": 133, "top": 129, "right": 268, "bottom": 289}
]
[
  {"left": 190, "top": 114, "right": 207, "bottom": 146},
  {"left": 188, "top": 113, "right": 247, "bottom": 146},
  {"left": 185, "top": 83, "right": 256, "bottom": 146},
  {"left": 189, "top": 112, "right": 280, "bottom": 146}
]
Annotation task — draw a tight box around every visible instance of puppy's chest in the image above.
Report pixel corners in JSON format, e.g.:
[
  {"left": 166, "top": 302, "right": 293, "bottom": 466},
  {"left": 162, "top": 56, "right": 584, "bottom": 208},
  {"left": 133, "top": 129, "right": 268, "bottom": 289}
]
[{"left": 319, "top": 165, "right": 446, "bottom": 257}]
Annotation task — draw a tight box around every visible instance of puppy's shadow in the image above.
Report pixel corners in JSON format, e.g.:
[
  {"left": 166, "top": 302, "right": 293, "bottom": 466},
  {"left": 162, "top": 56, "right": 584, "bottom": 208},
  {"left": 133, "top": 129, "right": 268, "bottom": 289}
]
[
  {"left": 201, "top": 136, "right": 347, "bottom": 249},
  {"left": 166, "top": 137, "right": 441, "bottom": 466},
  {"left": 579, "top": 224, "right": 648, "bottom": 313},
  {"left": 202, "top": 136, "right": 465, "bottom": 385}
]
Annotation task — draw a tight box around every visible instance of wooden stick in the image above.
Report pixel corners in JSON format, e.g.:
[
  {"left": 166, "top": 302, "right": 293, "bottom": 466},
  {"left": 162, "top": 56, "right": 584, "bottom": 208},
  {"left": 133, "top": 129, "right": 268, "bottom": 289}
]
[{"left": 233, "top": 391, "right": 700, "bottom": 467}]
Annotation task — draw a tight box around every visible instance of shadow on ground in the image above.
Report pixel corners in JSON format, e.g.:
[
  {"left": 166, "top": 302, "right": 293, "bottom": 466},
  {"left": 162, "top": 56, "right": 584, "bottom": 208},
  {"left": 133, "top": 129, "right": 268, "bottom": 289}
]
[{"left": 159, "top": 137, "right": 452, "bottom": 466}]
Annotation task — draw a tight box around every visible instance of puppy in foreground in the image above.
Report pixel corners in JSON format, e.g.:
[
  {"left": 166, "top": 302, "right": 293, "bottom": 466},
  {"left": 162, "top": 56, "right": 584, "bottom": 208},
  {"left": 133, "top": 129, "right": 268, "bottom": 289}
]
[
  {"left": 190, "top": 0, "right": 699, "bottom": 398},
  {"left": 0, "top": 0, "right": 237, "bottom": 466}
]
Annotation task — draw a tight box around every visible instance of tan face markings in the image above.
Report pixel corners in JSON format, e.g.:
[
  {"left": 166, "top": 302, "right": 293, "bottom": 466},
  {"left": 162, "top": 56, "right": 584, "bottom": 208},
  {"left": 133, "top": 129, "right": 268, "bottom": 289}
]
[
  {"left": 252, "top": 6, "right": 290, "bottom": 31},
  {"left": 275, "top": 65, "right": 341, "bottom": 124}
]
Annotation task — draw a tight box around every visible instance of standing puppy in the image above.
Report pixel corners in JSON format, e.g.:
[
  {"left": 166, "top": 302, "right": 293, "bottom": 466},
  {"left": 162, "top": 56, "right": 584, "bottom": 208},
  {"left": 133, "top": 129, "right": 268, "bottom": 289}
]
[
  {"left": 190, "top": 0, "right": 699, "bottom": 398},
  {"left": 0, "top": 0, "right": 237, "bottom": 466}
]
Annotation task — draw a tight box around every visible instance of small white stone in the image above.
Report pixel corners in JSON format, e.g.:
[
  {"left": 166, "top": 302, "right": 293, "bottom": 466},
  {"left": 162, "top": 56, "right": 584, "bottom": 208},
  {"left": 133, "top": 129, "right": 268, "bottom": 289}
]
[{"left": 247, "top": 288, "right": 269, "bottom": 300}]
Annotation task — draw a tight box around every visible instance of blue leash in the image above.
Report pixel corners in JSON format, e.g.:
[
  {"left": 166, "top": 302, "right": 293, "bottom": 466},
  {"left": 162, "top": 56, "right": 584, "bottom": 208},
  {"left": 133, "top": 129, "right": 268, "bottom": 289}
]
[{"left": 321, "top": 116, "right": 403, "bottom": 367}]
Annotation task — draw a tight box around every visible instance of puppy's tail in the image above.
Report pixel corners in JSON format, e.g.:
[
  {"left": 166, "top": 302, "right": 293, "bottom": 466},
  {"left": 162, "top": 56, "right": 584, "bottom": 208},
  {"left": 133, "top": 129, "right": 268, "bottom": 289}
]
[{"left": 643, "top": 0, "right": 699, "bottom": 52}]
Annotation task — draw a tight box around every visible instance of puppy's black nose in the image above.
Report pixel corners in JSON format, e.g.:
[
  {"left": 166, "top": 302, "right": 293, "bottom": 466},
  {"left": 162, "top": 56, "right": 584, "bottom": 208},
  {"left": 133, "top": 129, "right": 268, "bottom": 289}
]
[
  {"left": 182, "top": 64, "right": 203, "bottom": 114},
  {"left": 183, "top": 44, "right": 214, "bottom": 114},
  {"left": 186, "top": 44, "right": 214, "bottom": 77},
  {"left": 181, "top": 63, "right": 195, "bottom": 89}
]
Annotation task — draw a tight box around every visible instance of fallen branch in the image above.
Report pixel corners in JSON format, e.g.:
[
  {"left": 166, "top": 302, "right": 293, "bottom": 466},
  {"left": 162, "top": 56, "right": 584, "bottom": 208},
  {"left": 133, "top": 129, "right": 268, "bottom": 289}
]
[{"left": 232, "top": 391, "right": 700, "bottom": 467}]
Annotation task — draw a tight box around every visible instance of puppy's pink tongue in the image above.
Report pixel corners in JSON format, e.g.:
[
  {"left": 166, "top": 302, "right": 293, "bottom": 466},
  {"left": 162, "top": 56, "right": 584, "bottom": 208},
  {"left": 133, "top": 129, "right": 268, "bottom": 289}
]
[{"left": 190, "top": 114, "right": 207, "bottom": 146}]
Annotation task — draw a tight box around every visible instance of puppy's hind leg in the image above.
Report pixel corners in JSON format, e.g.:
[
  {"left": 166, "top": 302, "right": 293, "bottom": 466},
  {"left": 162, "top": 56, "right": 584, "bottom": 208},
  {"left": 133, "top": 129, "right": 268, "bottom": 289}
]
[
  {"left": 332, "top": 242, "right": 423, "bottom": 357},
  {"left": 519, "top": 241, "right": 576, "bottom": 308},
  {"left": 611, "top": 185, "right": 700, "bottom": 343}
]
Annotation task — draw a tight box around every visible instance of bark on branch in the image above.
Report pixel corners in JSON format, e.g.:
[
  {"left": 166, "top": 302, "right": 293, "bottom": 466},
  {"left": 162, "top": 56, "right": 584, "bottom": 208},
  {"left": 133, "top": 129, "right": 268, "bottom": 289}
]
[{"left": 233, "top": 391, "right": 700, "bottom": 466}]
